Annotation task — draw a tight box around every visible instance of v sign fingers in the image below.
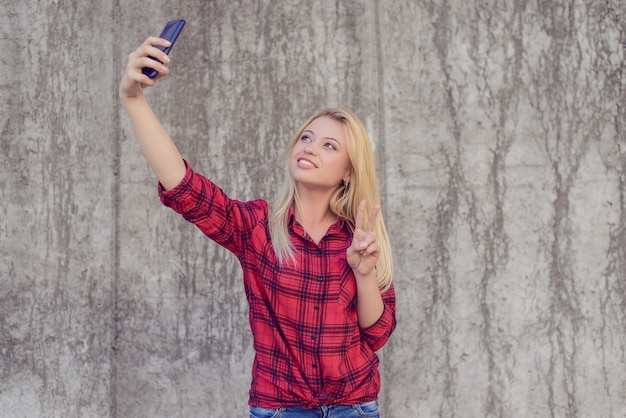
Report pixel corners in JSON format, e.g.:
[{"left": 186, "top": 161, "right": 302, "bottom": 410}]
[
  {"left": 354, "top": 199, "right": 366, "bottom": 231},
  {"left": 347, "top": 200, "right": 381, "bottom": 276},
  {"left": 364, "top": 204, "right": 380, "bottom": 233},
  {"left": 356, "top": 201, "right": 380, "bottom": 250}
]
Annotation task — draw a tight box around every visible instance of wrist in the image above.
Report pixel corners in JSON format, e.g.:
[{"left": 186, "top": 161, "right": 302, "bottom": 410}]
[
  {"left": 120, "top": 90, "right": 145, "bottom": 104},
  {"left": 120, "top": 94, "right": 151, "bottom": 116},
  {"left": 353, "top": 268, "right": 377, "bottom": 283}
]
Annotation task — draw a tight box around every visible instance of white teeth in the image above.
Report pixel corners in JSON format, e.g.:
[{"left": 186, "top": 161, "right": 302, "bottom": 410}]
[{"left": 299, "top": 159, "right": 315, "bottom": 167}]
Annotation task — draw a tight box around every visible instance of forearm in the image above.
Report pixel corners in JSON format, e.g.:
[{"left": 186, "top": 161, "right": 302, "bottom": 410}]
[
  {"left": 355, "top": 271, "right": 384, "bottom": 328},
  {"left": 121, "top": 94, "right": 186, "bottom": 190}
]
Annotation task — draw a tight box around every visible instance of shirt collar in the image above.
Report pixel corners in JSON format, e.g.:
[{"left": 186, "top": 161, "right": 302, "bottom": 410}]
[{"left": 287, "top": 205, "right": 350, "bottom": 234}]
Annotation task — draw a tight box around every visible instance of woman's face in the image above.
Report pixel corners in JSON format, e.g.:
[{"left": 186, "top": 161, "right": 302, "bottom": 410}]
[{"left": 289, "top": 116, "right": 351, "bottom": 191}]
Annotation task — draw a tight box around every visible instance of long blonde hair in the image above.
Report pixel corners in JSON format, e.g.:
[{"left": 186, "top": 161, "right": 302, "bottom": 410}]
[{"left": 269, "top": 108, "right": 393, "bottom": 291}]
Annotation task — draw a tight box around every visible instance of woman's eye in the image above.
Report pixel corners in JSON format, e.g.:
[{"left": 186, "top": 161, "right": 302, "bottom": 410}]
[
  {"left": 300, "top": 135, "right": 312, "bottom": 142},
  {"left": 324, "top": 143, "right": 336, "bottom": 150}
]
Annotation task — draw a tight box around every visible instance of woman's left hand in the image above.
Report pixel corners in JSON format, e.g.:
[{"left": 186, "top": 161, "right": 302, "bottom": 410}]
[{"left": 347, "top": 200, "right": 380, "bottom": 277}]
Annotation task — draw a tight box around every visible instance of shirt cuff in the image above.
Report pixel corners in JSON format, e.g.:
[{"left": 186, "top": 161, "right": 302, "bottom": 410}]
[
  {"left": 158, "top": 160, "right": 193, "bottom": 204},
  {"left": 361, "top": 304, "right": 395, "bottom": 351}
]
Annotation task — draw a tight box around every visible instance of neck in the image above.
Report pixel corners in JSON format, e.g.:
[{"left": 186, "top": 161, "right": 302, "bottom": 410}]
[{"left": 293, "top": 184, "right": 338, "bottom": 233}]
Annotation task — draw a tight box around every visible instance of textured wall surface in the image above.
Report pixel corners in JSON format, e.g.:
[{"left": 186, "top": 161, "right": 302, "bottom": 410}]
[{"left": 1, "top": 1, "right": 625, "bottom": 417}]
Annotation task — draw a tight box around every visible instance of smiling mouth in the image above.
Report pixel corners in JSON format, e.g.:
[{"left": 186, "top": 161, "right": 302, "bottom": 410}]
[{"left": 298, "top": 158, "right": 317, "bottom": 168}]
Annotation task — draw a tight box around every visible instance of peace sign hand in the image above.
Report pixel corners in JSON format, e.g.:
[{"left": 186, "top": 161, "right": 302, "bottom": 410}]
[{"left": 347, "top": 200, "right": 381, "bottom": 277}]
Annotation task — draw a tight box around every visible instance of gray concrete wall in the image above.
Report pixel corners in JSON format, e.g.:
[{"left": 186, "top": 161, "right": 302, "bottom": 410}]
[{"left": 1, "top": 0, "right": 625, "bottom": 417}]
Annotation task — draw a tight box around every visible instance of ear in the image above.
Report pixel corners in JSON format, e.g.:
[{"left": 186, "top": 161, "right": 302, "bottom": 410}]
[{"left": 343, "top": 167, "right": 352, "bottom": 185}]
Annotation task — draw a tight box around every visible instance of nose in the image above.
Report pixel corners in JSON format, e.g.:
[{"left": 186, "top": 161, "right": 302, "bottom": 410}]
[{"left": 303, "top": 142, "right": 317, "bottom": 155}]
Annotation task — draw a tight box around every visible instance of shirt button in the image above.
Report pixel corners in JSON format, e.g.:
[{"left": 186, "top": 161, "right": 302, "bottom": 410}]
[
  {"left": 312, "top": 363, "right": 317, "bottom": 368},
  {"left": 314, "top": 305, "right": 319, "bottom": 310},
  {"left": 311, "top": 335, "right": 316, "bottom": 340},
  {"left": 317, "top": 277, "right": 323, "bottom": 282}
]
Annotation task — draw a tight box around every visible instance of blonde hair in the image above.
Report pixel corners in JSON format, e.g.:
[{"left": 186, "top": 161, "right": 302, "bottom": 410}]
[{"left": 269, "top": 108, "right": 393, "bottom": 291}]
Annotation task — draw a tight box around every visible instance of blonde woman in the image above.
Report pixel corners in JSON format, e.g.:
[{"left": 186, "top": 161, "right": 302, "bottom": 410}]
[{"left": 120, "top": 36, "right": 396, "bottom": 418}]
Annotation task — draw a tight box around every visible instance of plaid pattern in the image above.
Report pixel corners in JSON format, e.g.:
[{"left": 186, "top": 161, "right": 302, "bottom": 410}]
[{"left": 159, "top": 163, "right": 396, "bottom": 409}]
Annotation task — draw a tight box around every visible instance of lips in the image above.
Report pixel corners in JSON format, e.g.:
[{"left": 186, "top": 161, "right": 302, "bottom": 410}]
[{"left": 297, "top": 158, "right": 317, "bottom": 168}]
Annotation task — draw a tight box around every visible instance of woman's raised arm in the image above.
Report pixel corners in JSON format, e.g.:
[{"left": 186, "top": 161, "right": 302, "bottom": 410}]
[{"left": 119, "top": 37, "right": 186, "bottom": 190}]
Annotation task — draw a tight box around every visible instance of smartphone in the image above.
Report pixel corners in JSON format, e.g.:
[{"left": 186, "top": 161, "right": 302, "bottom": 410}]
[{"left": 141, "top": 19, "right": 186, "bottom": 79}]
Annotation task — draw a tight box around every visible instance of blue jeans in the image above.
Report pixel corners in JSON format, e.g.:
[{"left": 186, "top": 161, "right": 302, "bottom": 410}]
[{"left": 249, "top": 400, "right": 380, "bottom": 418}]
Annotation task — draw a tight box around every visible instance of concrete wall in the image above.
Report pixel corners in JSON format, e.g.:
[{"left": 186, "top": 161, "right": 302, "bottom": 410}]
[{"left": 1, "top": 0, "right": 625, "bottom": 417}]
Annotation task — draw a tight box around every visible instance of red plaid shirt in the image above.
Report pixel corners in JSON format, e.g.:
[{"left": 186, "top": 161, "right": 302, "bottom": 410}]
[{"left": 159, "top": 163, "right": 396, "bottom": 408}]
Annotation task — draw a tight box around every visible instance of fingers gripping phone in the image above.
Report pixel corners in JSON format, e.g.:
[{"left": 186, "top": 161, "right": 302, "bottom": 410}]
[{"left": 142, "top": 19, "right": 186, "bottom": 79}]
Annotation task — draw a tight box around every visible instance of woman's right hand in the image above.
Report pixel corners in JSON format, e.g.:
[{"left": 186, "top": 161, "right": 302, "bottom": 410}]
[{"left": 119, "top": 37, "right": 172, "bottom": 100}]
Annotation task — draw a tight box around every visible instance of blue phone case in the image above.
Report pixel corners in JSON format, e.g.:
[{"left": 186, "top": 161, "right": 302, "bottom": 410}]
[{"left": 142, "top": 19, "right": 186, "bottom": 79}]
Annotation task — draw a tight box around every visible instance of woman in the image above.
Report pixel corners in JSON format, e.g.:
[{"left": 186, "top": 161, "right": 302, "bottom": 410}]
[{"left": 120, "top": 35, "right": 396, "bottom": 418}]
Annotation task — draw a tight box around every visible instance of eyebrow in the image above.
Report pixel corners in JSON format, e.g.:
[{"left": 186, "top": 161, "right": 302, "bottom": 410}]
[{"left": 303, "top": 130, "right": 341, "bottom": 146}]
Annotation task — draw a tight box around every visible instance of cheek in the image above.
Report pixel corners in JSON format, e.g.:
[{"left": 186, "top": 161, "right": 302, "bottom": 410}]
[
  {"left": 288, "top": 146, "right": 299, "bottom": 164},
  {"left": 341, "top": 156, "right": 352, "bottom": 175},
  {"left": 287, "top": 158, "right": 297, "bottom": 176},
  {"left": 331, "top": 159, "right": 350, "bottom": 179},
  {"left": 290, "top": 144, "right": 303, "bottom": 161}
]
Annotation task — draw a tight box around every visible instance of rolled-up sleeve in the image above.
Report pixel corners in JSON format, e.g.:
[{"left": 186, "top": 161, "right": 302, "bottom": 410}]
[
  {"left": 158, "top": 161, "right": 266, "bottom": 257},
  {"left": 361, "top": 285, "right": 396, "bottom": 351}
]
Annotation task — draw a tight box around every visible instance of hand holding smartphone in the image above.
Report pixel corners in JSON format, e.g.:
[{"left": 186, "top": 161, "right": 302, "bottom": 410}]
[{"left": 142, "top": 19, "right": 186, "bottom": 79}]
